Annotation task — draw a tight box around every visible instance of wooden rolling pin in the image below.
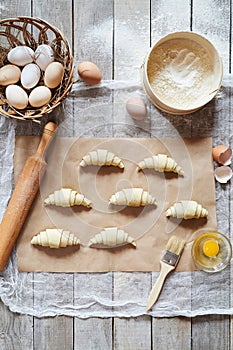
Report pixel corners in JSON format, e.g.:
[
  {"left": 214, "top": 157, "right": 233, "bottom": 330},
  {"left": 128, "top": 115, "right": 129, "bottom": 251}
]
[{"left": 0, "top": 122, "right": 57, "bottom": 270}]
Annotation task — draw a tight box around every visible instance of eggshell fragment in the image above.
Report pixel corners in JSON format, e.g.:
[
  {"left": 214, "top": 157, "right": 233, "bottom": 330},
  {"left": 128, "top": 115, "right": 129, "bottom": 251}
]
[
  {"left": 7, "top": 46, "right": 34, "bottom": 66},
  {"left": 78, "top": 61, "right": 102, "bottom": 84},
  {"left": 126, "top": 97, "right": 147, "bottom": 120},
  {"left": 44, "top": 62, "right": 64, "bottom": 88},
  {"left": 34, "top": 44, "right": 54, "bottom": 71},
  {"left": 215, "top": 166, "right": 232, "bottom": 183},
  {"left": 212, "top": 145, "right": 232, "bottom": 165},
  {"left": 21, "top": 63, "right": 41, "bottom": 89},
  {"left": 5, "top": 85, "right": 28, "bottom": 110},
  {"left": 29, "top": 86, "right": 52, "bottom": 108},
  {"left": 0, "top": 64, "right": 21, "bottom": 86}
]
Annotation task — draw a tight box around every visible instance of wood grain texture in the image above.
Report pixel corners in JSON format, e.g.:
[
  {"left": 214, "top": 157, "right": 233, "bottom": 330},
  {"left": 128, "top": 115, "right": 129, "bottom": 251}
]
[
  {"left": 73, "top": 1, "right": 114, "bottom": 349},
  {"left": 30, "top": 2, "right": 74, "bottom": 350},
  {"left": 0, "top": 295, "right": 33, "bottom": 350},
  {"left": 113, "top": 1, "right": 152, "bottom": 349},
  {"left": 192, "top": 0, "right": 231, "bottom": 73},
  {"left": 114, "top": 316, "right": 151, "bottom": 350},
  {"left": 150, "top": 1, "right": 192, "bottom": 347},
  {"left": 191, "top": 2, "right": 231, "bottom": 349},
  {"left": 0, "top": 1, "right": 232, "bottom": 349},
  {"left": 192, "top": 315, "right": 230, "bottom": 350},
  {"left": 33, "top": 316, "right": 73, "bottom": 350},
  {"left": 74, "top": 319, "right": 112, "bottom": 350},
  {"left": 152, "top": 317, "right": 191, "bottom": 350},
  {"left": 0, "top": 2, "right": 35, "bottom": 349}
]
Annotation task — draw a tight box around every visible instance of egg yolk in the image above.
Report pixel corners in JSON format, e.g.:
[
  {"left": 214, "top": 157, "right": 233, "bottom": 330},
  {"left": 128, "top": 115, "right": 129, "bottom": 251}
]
[{"left": 203, "top": 239, "right": 219, "bottom": 257}]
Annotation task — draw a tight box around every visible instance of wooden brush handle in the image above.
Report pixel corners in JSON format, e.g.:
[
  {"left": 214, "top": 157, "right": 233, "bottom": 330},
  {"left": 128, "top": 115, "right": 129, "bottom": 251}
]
[
  {"left": 146, "top": 262, "right": 175, "bottom": 311},
  {"left": 0, "top": 122, "right": 57, "bottom": 270}
]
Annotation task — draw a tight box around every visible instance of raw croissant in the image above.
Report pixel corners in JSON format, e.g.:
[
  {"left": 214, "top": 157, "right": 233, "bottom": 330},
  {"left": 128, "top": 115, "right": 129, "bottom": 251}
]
[
  {"left": 31, "top": 228, "right": 80, "bottom": 248},
  {"left": 88, "top": 227, "right": 136, "bottom": 248},
  {"left": 109, "top": 188, "right": 157, "bottom": 207},
  {"left": 166, "top": 200, "right": 208, "bottom": 219},
  {"left": 137, "top": 154, "right": 184, "bottom": 175},
  {"left": 44, "top": 188, "right": 92, "bottom": 208},
  {"left": 80, "top": 149, "right": 124, "bottom": 168}
]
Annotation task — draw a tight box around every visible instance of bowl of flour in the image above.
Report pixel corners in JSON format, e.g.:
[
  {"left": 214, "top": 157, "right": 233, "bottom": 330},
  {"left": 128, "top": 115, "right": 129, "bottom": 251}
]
[{"left": 141, "top": 31, "right": 223, "bottom": 115}]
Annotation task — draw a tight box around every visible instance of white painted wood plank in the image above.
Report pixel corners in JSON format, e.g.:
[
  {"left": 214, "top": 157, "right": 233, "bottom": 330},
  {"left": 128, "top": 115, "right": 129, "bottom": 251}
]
[
  {"left": 0, "top": 2, "right": 34, "bottom": 350},
  {"left": 192, "top": 1, "right": 231, "bottom": 348},
  {"left": 0, "top": 0, "right": 31, "bottom": 19},
  {"left": 31, "top": 1, "right": 74, "bottom": 349},
  {"left": 192, "top": 315, "right": 230, "bottom": 350},
  {"left": 113, "top": 1, "right": 151, "bottom": 349},
  {"left": 73, "top": 319, "right": 112, "bottom": 350},
  {"left": 34, "top": 316, "right": 73, "bottom": 350},
  {"left": 150, "top": 1, "right": 192, "bottom": 348},
  {"left": 73, "top": 2, "right": 113, "bottom": 349},
  {"left": 0, "top": 302, "right": 33, "bottom": 350},
  {"left": 152, "top": 317, "right": 191, "bottom": 350},
  {"left": 192, "top": 0, "right": 230, "bottom": 73},
  {"left": 114, "top": 316, "right": 151, "bottom": 350}
]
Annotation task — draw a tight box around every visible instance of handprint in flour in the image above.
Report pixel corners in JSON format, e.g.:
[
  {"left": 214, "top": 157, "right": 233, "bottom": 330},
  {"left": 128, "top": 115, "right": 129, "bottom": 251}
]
[{"left": 167, "top": 48, "right": 201, "bottom": 87}]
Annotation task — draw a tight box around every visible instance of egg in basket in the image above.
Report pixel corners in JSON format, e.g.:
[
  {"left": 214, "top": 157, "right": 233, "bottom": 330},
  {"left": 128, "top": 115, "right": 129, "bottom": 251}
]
[{"left": 0, "top": 16, "right": 74, "bottom": 121}]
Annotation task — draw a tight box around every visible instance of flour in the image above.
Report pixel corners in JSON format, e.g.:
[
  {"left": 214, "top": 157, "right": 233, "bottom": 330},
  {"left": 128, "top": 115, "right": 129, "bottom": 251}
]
[{"left": 147, "top": 38, "right": 215, "bottom": 110}]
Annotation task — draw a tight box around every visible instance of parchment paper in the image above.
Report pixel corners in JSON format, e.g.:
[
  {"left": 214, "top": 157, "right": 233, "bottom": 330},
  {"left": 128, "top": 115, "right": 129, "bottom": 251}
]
[{"left": 15, "top": 136, "right": 217, "bottom": 272}]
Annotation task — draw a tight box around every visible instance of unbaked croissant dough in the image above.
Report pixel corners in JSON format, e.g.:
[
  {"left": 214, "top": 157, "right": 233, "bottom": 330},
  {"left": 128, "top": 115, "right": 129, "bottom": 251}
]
[
  {"left": 80, "top": 149, "right": 124, "bottom": 168},
  {"left": 44, "top": 188, "right": 92, "bottom": 208},
  {"left": 31, "top": 228, "right": 80, "bottom": 248},
  {"left": 166, "top": 200, "right": 208, "bottom": 219},
  {"left": 109, "top": 188, "right": 157, "bottom": 207},
  {"left": 88, "top": 227, "right": 136, "bottom": 248},
  {"left": 137, "top": 154, "right": 184, "bottom": 175}
]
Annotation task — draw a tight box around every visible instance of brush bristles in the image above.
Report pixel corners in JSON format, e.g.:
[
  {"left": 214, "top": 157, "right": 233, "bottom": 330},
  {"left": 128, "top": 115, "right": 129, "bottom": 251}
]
[{"left": 165, "top": 235, "right": 185, "bottom": 255}]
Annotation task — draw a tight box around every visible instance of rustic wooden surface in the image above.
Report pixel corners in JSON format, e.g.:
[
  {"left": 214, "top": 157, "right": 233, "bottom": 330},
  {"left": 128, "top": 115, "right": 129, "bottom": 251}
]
[{"left": 0, "top": 0, "right": 232, "bottom": 349}]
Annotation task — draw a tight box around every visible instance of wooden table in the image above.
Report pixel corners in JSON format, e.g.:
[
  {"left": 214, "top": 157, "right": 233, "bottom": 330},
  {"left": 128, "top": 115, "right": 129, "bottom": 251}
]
[{"left": 0, "top": 1, "right": 232, "bottom": 349}]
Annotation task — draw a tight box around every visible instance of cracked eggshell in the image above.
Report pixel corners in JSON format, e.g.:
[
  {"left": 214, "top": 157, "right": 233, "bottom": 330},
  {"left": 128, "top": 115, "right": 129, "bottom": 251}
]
[
  {"left": 21, "top": 63, "right": 41, "bottom": 89},
  {"left": 29, "top": 86, "right": 52, "bottom": 108},
  {"left": 7, "top": 46, "right": 34, "bottom": 66},
  {"left": 212, "top": 145, "right": 232, "bottom": 165},
  {"left": 215, "top": 166, "right": 232, "bottom": 183},
  {"left": 34, "top": 44, "right": 54, "bottom": 71},
  {"left": 0, "top": 64, "right": 21, "bottom": 86},
  {"left": 44, "top": 62, "right": 64, "bottom": 88},
  {"left": 5, "top": 85, "right": 28, "bottom": 110},
  {"left": 126, "top": 96, "right": 147, "bottom": 120}
]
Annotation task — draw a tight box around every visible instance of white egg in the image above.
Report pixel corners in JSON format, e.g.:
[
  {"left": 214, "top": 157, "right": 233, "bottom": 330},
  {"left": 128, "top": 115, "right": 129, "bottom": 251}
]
[
  {"left": 29, "top": 86, "right": 52, "bottom": 108},
  {"left": 126, "top": 97, "right": 147, "bottom": 120},
  {"left": 44, "top": 62, "right": 64, "bottom": 88},
  {"left": 5, "top": 85, "right": 28, "bottom": 110},
  {"left": 21, "top": 63, "right": 41, "bottom": 89},
  {"left": 0, "top": 64, "right": 21, "bottom": 86},
  {"left": 34, "top": 44, "right": 54, "bottom": 71},
  {"left": 7, "top": 46, "right": 34, "bottom": 66}
]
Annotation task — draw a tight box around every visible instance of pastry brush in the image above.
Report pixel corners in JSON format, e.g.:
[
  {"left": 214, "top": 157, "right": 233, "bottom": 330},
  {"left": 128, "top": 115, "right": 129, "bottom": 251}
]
[{"left": 146, "top": 235, "right": 186, "bottom": 311}]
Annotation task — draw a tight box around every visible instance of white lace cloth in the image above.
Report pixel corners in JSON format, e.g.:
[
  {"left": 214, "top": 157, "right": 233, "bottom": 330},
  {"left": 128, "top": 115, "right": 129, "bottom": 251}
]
[{"left": 0, "top": 79, "right": 232, "bottom": 318}]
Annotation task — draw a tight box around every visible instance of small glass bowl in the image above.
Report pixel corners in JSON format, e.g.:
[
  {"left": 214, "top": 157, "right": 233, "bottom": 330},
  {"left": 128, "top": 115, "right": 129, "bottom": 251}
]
[{"left": 191, "top": 231, "right": 232, "bottom": 273}]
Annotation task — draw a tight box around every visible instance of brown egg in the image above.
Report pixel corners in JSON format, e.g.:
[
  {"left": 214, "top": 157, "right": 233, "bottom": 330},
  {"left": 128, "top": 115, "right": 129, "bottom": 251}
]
[
  {"left": 212, "top": 145, "right": 232, "bottom": 165},
  {"left": 44, "top": 62, "right": 64, "bottom": 89},
  {"left": 78, "top": 61, "right": 102, "bottom": 85},
  {"left": 0, "top": 64, "right": 21, "bottom": 86}
]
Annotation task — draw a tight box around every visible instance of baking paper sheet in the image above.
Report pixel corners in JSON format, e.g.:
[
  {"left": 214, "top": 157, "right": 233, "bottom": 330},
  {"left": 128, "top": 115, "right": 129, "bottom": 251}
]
[{"left": 15, "top": 136, "right": 217, "bottom": 272}]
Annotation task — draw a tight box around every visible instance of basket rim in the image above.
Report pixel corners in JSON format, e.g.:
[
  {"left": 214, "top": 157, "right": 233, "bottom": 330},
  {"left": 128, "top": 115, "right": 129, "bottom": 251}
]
[{"left": 0, "top": 16, "right": 74, "bottom": 122}]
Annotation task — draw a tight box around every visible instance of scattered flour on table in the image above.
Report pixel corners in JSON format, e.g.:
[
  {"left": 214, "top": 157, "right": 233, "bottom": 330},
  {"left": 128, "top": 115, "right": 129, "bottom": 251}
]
[{"left": 147, "top": 38, "right": 216, "bottom": 110}]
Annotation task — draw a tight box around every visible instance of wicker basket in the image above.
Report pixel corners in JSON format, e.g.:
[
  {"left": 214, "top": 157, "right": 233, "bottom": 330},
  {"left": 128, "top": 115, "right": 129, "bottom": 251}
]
[{"left": 0, "top": 16, "right": 74, "bottom": 121}]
